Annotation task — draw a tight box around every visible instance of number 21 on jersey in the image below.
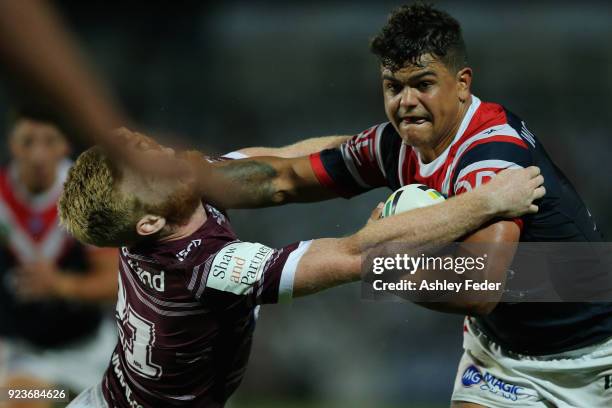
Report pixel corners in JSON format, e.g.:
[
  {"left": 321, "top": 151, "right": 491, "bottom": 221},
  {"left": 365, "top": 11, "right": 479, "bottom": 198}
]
[{"left": 116, "top": 274, "right": 163, "bottom": 379}]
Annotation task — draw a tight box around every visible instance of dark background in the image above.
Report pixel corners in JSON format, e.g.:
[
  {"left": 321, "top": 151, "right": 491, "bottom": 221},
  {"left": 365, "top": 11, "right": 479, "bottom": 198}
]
[{"left": 1, "top": 1, "right": 610, "bottom": 406}]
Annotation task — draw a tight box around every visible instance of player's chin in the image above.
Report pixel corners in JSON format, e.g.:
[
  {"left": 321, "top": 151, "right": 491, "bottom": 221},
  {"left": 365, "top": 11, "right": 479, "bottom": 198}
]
[{"left": 398, "top": 127, "right": 433, "bottom": 147}]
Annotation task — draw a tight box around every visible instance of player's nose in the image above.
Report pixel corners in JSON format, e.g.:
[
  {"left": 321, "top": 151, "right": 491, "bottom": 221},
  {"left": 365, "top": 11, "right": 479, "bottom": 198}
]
[{"left": 398, "top": 87, "right": 419, "bottom": 110}]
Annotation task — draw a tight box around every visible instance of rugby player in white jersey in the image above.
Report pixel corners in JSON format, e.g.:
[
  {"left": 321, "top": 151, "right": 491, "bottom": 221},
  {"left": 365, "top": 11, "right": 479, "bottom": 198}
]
[
  {"left": 0, "top": 107, "right": 117, "bottom": 407},
  {"left": 58, "top": 139, "right": 542, "bottom": 407}
]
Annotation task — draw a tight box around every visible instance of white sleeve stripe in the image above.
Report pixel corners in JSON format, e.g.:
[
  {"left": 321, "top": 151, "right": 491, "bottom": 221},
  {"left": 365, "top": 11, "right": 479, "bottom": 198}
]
[
  {"left": 398, "top": 142, "right": 407, "bottom": 186},
  {"left": 455, "top": 160, "right": 523, "bottom": 182},
  {"left": 222, "top": 151, "right": 249, "bottom": 159},
  {"left": 278, "top": 240, "right": 313, "bottom": 303},
  {"left": 187, "top": 264, "right": 201, "bottom": 291},
  {"left": 374, "top": 123, "right": 388, "bottom": 178}
]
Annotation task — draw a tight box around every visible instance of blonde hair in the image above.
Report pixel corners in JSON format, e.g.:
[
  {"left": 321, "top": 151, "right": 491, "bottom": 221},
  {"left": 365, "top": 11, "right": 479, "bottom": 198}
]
[{"left": 59, "top": 147, "right": 142, "bottom": 247}]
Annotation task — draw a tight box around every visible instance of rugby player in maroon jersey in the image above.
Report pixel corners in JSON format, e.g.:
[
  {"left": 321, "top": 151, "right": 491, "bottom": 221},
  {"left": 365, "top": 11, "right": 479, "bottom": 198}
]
[{"left": 58, "top": 140, "right": 542, "bottom": 407}]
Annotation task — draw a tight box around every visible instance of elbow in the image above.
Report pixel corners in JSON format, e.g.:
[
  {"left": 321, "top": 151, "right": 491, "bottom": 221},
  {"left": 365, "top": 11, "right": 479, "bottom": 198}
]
[
  {"left": 270, "top": 189, "right": 291, "bottom": 205},
  {"left": 270, "top": 166, "right": 301, "bottom": 205}
]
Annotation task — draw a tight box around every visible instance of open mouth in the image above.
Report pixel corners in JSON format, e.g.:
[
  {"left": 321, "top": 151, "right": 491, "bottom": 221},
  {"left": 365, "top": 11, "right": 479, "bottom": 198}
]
[{"left": 401, "top": 116, "right": 429, "bottom": 125}]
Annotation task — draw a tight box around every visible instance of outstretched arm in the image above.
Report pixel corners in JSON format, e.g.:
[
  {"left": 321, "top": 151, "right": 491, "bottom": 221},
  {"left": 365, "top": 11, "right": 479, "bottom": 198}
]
[
  {"left": 198, "top": 155, "right": 337, "bottom": 208},
  {"left": 235, "top": 135, "right": 350, "bottom": 158},
  {"left": 291, "top": 167, "right": 544, "bottom": 297},
  {"left": 202, "top": 134, "right": 351, "bottom": 207}
]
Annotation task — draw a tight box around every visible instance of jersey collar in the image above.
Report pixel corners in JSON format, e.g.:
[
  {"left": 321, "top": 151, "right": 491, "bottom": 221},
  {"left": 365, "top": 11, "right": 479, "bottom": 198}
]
[{"left": 416, "top": 95, "right": 482, "bottom": 177}]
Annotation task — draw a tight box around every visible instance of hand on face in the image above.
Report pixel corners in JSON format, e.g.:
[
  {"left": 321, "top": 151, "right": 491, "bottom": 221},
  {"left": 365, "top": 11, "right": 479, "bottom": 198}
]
[{"left": 111, "top": 127, "right": 193, "bottom": 180}]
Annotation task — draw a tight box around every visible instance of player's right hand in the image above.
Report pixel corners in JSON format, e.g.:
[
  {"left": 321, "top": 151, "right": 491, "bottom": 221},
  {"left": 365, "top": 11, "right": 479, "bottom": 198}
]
[{"left": 482, "top": 166, "right": 546, "bottom": 218}]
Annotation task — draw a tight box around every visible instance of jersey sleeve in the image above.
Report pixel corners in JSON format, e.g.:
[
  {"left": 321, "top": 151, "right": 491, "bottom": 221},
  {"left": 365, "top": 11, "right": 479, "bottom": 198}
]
[
  {"left": 186, "top": 240, "right": 312, "bottom": 308},
  {"left": 309, "top": 122, "right": 399, "bottom": 197},
  {"left": 450, "top": 124, "right": 533, "bottom": 229}
]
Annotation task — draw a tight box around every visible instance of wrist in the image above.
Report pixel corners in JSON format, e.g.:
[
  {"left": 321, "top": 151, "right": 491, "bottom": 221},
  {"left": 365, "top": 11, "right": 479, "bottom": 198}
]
[{"left": 471, "top": 189, "right": 498, "bottom": 219}]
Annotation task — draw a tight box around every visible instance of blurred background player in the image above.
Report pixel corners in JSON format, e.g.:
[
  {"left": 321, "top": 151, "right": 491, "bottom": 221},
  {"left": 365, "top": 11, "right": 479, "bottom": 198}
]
[{"left": 0, "top": 107, "right": 118, "bottom": 407}]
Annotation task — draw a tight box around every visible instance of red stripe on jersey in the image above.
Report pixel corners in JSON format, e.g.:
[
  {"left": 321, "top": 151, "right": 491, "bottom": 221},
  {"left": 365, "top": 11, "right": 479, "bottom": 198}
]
[
  {"left": 513, "top": 217, "right": 524, "bottom": 230},
  {"left": 464, "top": 135, "right": 529, "bottom": 153},
  {"left": 462, "top": 102, "right": 508, "bottom": 137},
  {"left": 309, "top": 153, "right": 352, "bottom": 198}
]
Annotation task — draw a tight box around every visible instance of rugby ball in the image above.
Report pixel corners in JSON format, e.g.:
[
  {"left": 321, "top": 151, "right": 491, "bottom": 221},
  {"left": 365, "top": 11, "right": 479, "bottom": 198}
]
[{"left": 381, "top": 184, "right": 446, "bottom": 218}]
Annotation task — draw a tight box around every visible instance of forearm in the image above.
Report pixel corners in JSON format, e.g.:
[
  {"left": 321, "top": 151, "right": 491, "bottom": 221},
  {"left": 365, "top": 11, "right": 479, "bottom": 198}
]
[
  {"left": 199, "top": 155, "right": 334, "bottom": 209},
  {"left": 238, "top": 135, "right": 350, "bottom": 158},
  {"left": 292, "top": 238, "right": 361, "bottom": 298},
  {"left": 352, "top": 189, "right": 496, "bottom": 251},
  {"left": 403, "top": 222, "right": 518, "bottom": 315},
  {"left": 199, "top": 157, "right": 289, "bottom": 208},
  {"left": 0, "top": 1, "right": 125, "bottom": 146}
]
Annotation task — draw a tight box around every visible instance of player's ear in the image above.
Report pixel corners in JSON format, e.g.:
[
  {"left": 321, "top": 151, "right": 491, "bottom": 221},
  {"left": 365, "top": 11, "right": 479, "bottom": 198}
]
[
  {"left": 136, "top": 214, "right": 166, "bottom": 237},
  {"left": 456, "top": 67, "right": 472, "bottom": 102}
]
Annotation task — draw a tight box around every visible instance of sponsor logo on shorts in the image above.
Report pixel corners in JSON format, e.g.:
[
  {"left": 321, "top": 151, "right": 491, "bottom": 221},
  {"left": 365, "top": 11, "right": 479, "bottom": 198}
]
[
  {"left": 461, "top": 365, "right": 483, "bottom": 387},
  {"left": 461, "top": 364, "right": 527, "bottom": 402}
]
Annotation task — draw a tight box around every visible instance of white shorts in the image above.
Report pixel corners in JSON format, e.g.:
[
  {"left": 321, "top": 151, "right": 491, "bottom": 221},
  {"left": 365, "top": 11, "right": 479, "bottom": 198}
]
[
  {"left": 66, "top": 383, "right": 108, "bottom": 408},
  {"left": 452, "top": 317, "right": 612, "bottom": 407},
  {"left": 0, "top": 316, "right": 116, "bottom": 392}
]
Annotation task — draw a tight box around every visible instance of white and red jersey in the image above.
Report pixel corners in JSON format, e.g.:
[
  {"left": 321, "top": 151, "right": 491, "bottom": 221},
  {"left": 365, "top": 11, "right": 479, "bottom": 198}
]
[
  {"left": 309, "top": 95, "right": 610, "bottom": 355},
  {"left": 0, "top": 160, "right": 105, "bottom": 347},
  {"left": 0, "top": 160, "right": 72, "bottom": 264},
  {"left": 310, "top": 96, "right": 532, "bottom": 208},
  {"left": 102, "top": 203, "right": 311, "bottom": 407}
]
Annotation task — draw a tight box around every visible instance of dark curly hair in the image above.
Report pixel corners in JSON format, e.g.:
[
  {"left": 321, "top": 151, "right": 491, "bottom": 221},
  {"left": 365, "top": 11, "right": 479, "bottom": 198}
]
[{"left": 370, "top": 3, "right": 468, "bottom": 72}]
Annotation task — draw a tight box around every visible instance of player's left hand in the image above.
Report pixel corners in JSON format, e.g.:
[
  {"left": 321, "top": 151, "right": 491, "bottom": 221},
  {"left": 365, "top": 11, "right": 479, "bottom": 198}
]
[{"left": 14, "top": 259, "right": 63, "bottom": 301}]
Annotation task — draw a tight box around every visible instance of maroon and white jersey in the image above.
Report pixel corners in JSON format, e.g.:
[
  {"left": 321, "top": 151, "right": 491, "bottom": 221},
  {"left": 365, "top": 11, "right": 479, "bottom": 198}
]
[
  {"left": 309, "top": 96, "right": 532, "bottom": 228},
  {"left": 101, "top": 203, "right": 311, "bottom": 407}
]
